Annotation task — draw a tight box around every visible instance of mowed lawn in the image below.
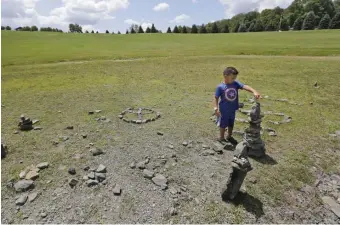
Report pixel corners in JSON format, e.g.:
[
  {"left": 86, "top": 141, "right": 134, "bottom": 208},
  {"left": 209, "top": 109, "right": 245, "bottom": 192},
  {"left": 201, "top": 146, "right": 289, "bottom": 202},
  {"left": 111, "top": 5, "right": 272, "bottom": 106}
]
[{"left": 1, "top": 31, "right": 340, "bottom": 223}]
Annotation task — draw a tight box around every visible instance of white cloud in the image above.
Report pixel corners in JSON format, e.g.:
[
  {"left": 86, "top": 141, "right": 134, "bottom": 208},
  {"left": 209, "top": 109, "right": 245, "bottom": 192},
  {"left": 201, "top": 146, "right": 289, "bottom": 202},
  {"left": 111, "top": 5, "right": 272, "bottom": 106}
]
[
  {"left": 219, "top": 0, "right": 292, "bottom": 18},
  {"left": 153, "top": 2, "right": 169, "bottom": 11},
  {"left": 124, "top": 19, "right": 152, "bottom": 31},
  {"left": 192, "top": 0, "right": 197, "bottom": 3},
  {"left": 170, "top": 14, "right": 190, "bottom": 23},
  {"left": 1, "top": 0, "right": 129, "bottom": 31}
]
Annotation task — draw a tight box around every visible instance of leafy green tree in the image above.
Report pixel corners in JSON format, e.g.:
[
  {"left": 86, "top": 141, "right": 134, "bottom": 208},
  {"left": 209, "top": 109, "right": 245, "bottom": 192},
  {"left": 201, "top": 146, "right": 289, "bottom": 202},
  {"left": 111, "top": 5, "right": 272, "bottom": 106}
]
[
  {"left": 96, "top": 31, "right": 99, "bottom": 33},
  {"left": 232, "top": 22, "right": 240, "bottom": 32},
  {"left": 118, "top": 31, "right": 121, "bottom": 34},
  {"left": 31, "top": 26, "right": 38, "bottom": 31},
  {"left": 330, "top": 12, "right": 340, "bottom": 28},
  {"left": 151, "top": 24, "right": 157, "bottom": 33},
  {"left": 293, "top": 16, "right": 303, "bottom": 30},
  {"left": 22, "top": 26, "right": 31, "bottom": 31},
  {"left": 181, "top": 26, "right": 187, "bottom": 33},
  {"left": 125, "top": 30, "right": 129, "bottom": 34},
  {"left": 191, "top": 24, "right": 198, "bottom": 33},
  {"left": 280, "top": 18, "right": 290, "bottom": 31},
  {"left": 106, "top": 30, "right": 109, "bottom": 34},
  {"left": 173, "top": 26, "right": 179, "bottom": 33},
  {"left": 318, "top": 13, "right": 331, "bottom": 29},
  {"left": 85, "top": 30, "right": 89, "bottom": 33},
  {"left": 130, "top": 27, "right": 136, "bottom": 33},
  {"left": 112, "top": 31, "right": 115, "bottom": 34},
  {"left": 238, "top": 24, "right": 247, "bottom": 32},
  {"left": 199, "top": 24, "right": 207, "bottom": 33},
  {"left": 166, "top": 27, "right": 172, "bottom": 33},
  {"left": 6, "top": 26, "right": 11, "bottom": 30},
  {"left": 254, "top": 20, "right": 264, "bottom": 31},
  {"left": 1, "top": 26, "right": 5, "bottom": 30},
  {"left": 211, "top": 22, "right": 219, "bottom": 33},
  {"left": 247, "top": 22, "right": 255, "bottom": 32},
  {"left": 138, "top": 25, "right": 144, "bottom": 33},
  {"left": 302, "top": 11, "right": 316, "bottom": 30},
  {"left": 145, "top": 27, "right": 151, "bottom": 33},
  {"left": 221, "top": 24, "right": 229, "bottom": 33},
  {"left": 92, "top": 30, "right": 95, "bottom": 33}
]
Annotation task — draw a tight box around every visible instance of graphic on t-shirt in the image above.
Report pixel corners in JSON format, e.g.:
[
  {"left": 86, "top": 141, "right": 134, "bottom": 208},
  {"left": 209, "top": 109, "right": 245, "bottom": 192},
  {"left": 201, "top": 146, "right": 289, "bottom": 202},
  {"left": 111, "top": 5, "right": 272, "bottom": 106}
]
[{"left": 225, "top": 88, "right": 237, "bottom": 101}]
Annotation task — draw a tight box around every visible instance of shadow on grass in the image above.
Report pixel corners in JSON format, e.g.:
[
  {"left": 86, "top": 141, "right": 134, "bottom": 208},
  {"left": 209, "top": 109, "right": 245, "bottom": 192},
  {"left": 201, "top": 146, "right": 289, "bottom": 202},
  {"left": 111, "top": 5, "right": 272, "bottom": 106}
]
[
  {"left": 222, "top": 191, "right": 265, "bottom": 219},
  {"left": 249, "top": 154, "right": 278, "bottom": 165}
]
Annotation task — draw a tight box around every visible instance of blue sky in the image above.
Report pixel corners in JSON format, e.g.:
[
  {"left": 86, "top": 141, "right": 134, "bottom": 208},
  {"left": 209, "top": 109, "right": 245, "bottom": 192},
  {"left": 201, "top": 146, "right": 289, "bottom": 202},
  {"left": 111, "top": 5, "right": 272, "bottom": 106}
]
[{"left": 1, "top": 0, "right": 293, "bottom": 33}]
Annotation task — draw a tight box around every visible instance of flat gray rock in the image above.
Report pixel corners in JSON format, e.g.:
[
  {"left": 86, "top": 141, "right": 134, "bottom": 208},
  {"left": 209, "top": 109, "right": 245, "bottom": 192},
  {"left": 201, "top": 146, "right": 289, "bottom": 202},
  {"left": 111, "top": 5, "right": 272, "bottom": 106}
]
[
  {"left": 167, "top": 144, "right": 174, "bottom": 149},
  {"left": 143, "top": 169, "right": 155, "bottom": 179},
  {"left": 28, "top": 192, "right": 38, "bottom": 202},
  {"left": 32, "top": 119, "right": 39, "bottom": 124},
  {"left": 113, "top": 185, "right": 121, "bottom": 195},
  {"left": 201, "top": 150, "right": 215, "bottom": 156},
  {"left": 130, "top": 161, "right": 136, "bottom": 169},
  {"left": 69, "top": 178, "right": 78, "bottom": 188},
  {"left": 19, "top": 170, "right": 27, "bottom": 179},
  {"left": 88, "top": 172, "right": 95, "bottom": 180},
  {"left": 152, "top": 174, "right": 167, "bottom": 187},
  {"left": 86, "top": 179, "right": 99, "bottom": 187},
  {"left": 322, "top": 196, "right": 340, "bottom": 218},
  {"left": 15, "top": 194, "right": 28, "bottom": 206},
  {"left": 224, "top": 143, "right": 235, "bottom": 151},
  {"left": 95, "top": 173, "right": 106, "bottom": 182},
  {"left": 25, "top": 170, "right": 39, "bottom": 180},
  {"left": 137, "top": 161, "right": 146, "bottom": 169},
  {"left": 182, "top": 141, "right": 188, "bottom": 146},
  {"left": 96, "top": 164, "right": 107, "bottom": 173},
  {"left": 36, "top": 162, "right": 49, "bottom": 169},
  {"left": 90, "top": 148, "right": 103, "bottom": 156},
  {"left": 336, "top": 130, "right": 340, "bottom": 136}
]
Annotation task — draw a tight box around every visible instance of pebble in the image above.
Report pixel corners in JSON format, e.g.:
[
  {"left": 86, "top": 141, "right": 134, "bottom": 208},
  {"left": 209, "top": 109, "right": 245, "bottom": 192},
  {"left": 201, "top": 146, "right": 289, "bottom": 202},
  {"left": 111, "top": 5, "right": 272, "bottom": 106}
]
[
  {"left": 69, "top": 178, "right": 78, "bottom": 188},
  {"left": 32, "top": 120, "right": 39, "bottom": 124},
  {"left": 15, "top": 194, "right": 28, "bottom": 205},
  {"left": 90, "top": 148, "right": 103, "bottom": 156},
  {"left": 249, "top": 177, "right": 257, "bottom": 184},
  {"left": 95, "top": 173, "right": 106, "bottom": 182},
  {"left": 28, "top": 192, "right": 38, "bottom": 202},
  {"left": 169, "top": 207, "right": 177, "bottom": 216},
  {"left": 88, "top": 172, "right": 95, "bottom": 180},
  {"left": 113, "top": 185, "right": 121, "bottom": 195},
  {"left": 152, "top": 174, "right": 168, "bottom": 187},
  {"left": 202, "top": 144, "right": 209, "bottom": 149},
  {"left": 167, "top": 144, "right": 174, "bottom": 149},
  {"left": 33, "top": 127, "right": 43, "bottom": 130},
  {"left": 171, "top": 153, "right": 176, "bottom": 158},
  {"left": 143, "top": 169, "right": 155, "bottom": 179},
  {"left": 88, "top": 111, "right": 94, "bottom": 115},
  {"left": 25, "top": 170, "right": 39, "bottom": 180},
  {"left": 96, "top": 164, "right": 107, "bottom": 173},
  {"left": 182, "top": 141, "right": 188, "bottom": 146},
  {"left": 40, "top": 213, "right": 47, "bottom": 218},
  {"left": 86, "top": 180, "right": 99, "bottom": 187},
  {"left": 83, "top": 166, "right": 90, "bottom": 171},
  {"left": 83, "top": 175, "right": 89, "bottom": 181},
  {"left": 68, "top": 168, "right": 76, "bottom": 175},
  {"left": 187, "top": 143, "right": 193, "bottom": 148},
  {"left": 19, "top": 171, "right": 27, "bottom": 179},
  {"left": 81, "top": 134, "right": 87, "bottom": 138},
  {"left": 95, "top": 110, "right": 102, "bottom": 113},
  {"left": 130, "top": 162, "right": 136, "bottom": 169},
  {"left": 201, "top": 150, "right": 215, "bottom": 156},
  {"left": 137, "top": 161, "right": 146, "bottom": 169},
  {"left": 14, "top": 131, "right": 19, "bottom": 134},
  {"left": 36, "top": 162, "right": 49, "bottom": 169},
  {"left": 157, "top": 131, "right": 164, "bottom": 136}
]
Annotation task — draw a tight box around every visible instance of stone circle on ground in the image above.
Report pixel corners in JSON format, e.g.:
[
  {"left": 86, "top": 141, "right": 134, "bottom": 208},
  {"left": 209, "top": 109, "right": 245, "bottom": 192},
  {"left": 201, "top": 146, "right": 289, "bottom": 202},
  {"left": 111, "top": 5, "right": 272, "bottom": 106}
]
[{"left": 119, "top": 107, "right": 161, "bottom": 124}]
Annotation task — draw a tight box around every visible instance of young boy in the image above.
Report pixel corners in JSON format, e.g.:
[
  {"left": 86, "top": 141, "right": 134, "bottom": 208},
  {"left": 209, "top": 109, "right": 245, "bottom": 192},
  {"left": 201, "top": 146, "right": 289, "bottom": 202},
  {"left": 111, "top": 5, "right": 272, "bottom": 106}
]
[{"left": 214, "top": 66, "right": 260, "bottom": 145}]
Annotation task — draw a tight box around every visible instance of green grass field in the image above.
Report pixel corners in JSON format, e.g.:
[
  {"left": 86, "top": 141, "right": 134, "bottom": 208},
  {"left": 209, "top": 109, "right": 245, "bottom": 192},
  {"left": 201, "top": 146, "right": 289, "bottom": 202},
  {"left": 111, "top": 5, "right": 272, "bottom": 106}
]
[{"left": 2, "top": 30, "right": 340, "bottom": 223}]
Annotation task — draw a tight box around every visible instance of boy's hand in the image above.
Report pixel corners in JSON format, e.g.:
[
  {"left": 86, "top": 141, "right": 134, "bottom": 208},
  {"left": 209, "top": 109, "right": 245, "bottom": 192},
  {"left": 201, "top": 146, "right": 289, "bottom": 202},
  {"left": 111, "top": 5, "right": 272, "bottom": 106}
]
[
  {"left": 254, "top": 91, "right": 261, "bottom": 99},
  {"left": 215, "top": 110, "right": 220, "bottom": 117}
]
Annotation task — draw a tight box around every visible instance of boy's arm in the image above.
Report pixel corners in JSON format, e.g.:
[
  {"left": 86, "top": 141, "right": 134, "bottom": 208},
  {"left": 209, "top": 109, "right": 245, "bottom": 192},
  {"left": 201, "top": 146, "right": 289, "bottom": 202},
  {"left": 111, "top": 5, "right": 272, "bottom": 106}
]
[{"left": 243, "top": 85, "right": 261, "bottom": 99}]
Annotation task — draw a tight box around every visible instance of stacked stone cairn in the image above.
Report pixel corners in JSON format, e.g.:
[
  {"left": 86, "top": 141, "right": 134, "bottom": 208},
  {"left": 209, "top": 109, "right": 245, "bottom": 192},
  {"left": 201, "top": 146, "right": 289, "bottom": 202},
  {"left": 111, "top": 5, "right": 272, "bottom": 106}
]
[
  {"left": 18, "top": 115, "right": 33, "bottom": 131},
  {"left": 221, "top": 101, "right": 265, "bottom": 200}
]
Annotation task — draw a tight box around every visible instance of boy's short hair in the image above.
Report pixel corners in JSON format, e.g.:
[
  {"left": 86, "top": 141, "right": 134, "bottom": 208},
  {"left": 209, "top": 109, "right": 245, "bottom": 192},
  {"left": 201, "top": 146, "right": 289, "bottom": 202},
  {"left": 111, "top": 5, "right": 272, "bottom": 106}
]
[{"left": 223, "top": 67, "right": 239, "bottom": 76}]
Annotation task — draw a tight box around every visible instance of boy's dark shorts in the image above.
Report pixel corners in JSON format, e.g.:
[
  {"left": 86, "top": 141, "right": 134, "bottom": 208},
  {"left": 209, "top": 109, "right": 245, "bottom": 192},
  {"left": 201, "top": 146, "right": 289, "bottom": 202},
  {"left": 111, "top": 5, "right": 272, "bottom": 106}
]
[{"left": 217, "top": 111, "right": 236, "bottom": 129}]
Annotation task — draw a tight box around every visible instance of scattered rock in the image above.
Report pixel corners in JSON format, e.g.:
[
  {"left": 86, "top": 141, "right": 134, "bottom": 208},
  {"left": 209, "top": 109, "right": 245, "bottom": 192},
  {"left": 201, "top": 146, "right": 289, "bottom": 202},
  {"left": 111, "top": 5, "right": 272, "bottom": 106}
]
[
  {"left": 68, "top": 168, "right": 76, "bottom": 175},
  {"left": 113, "top": 185, "right": 122, "bottom": 195},
  {"left": 202, "top": 144, "right": 209, "bottom": 149},
  {"left": 14, "top": 180, "right": 34, "bottom": 192},
  {"left": 62, "top": 136, "right": 69, "bottom": 141},
  {"left": 143, "top": 169, "right": 155, "bottom": 179},
  {"left": 19, "top": 171, "right": 27, "bottom": 179},
  {"left": 101, "top": 180, "right": 108, "bottom": 185},
  {"left": 36, "top": 162, "right": 49, "bottom": 169},
  {"left": 90, "top": 148, "right": 103, "bottom": 156},
  {"left": 95, "top": 110, "right": 102, "bottom": 113},
  {"left": 182, "top": 141, "right": 188, "bottom": 146},
  {"left": 83, "top": 166, "right": 90, "bottom": 171},
  {"left": 96, "top": 164, "right": 106, "bottom": 173},
  {"left": 14, "top": 131, "right": 19, "bottom": 134},
  {"left": 336, "top": 131, "right": 340, "bottom": 136},
  {"left": 83, "top": 175, "right": 89, "bottom": 181},
  {"left": 201, "top": 150, "right": 215, "bottom": 156},
  {"left": 157, "top": 131, "right": 164, "bottom": 136},
  {"left": 86, "top": 179, "right": 99, "bottom": 187},
  {"left": 88, "top": 172, "right": 95, "bottom": 180},
  {"left": 25, "top": 170, "right": 39, "bottom": 180},
  {"left": 40, "top": 212, "right": 47, "bottom": 218},
  {"left": 15, "top": 194, "right": 28, "bottom": 205},
  {"left": 249, "top": 177, "right": 257, "bottom": 184},
  {"left": 169, "top": 207, "right": 177, "bottom": 216},
  {"left": 152, "top": 174, "right": 168, "bottom": 187},
  {"left": 130, "top": 162, "right": 136, "bottom": 169},
  {"left": 88, "top": 111, "right": 94, "bottom": 115},
  {"left": 322, "top": 196, "right": 340, "bottom": 218},
  {"left": 81, "top": 134, "right": 87, "bottom": 139},
  {"left": 223, "top": 143, "right": 234, "bottom": 151},
  {"left": 137, "top": 161, "right": 146, "bottom": 170},
  {"left": 95, "top": 173, "right": 106, "bottom": 182},
  {"left": 171, "top": 153, "right": 176, "bottom": 158},
  {"left": 167, "top": 144, "right": 174, "bottom": 149},
  {"left": 118, "top": 115, "right": 123, "bottom": 119},
  {"left": 33, "top": 127, "right": 43, "bottom": 130},
  {"left": 69, "top": 178, "right": 78, "bottom": 188},
  {"left": 28, "top": 192, "right": 38, "bottom": 202}
]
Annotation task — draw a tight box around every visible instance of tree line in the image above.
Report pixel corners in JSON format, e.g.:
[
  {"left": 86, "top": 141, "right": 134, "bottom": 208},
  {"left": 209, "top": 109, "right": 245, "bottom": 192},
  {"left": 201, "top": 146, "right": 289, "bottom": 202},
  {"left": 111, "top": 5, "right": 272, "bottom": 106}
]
[{"left": 2, "top": 1, "right": 339, "bottom": 34}]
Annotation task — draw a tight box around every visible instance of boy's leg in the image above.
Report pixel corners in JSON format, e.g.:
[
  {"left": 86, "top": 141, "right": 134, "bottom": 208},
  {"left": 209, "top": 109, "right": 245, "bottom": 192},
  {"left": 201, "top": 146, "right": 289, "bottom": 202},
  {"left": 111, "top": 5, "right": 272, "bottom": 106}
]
[
  {"left": 226, "top": 113, "right": 238, "bottom": 145},
  {"left": 220, "top": 127, "right": 226, "bottom": 140}
]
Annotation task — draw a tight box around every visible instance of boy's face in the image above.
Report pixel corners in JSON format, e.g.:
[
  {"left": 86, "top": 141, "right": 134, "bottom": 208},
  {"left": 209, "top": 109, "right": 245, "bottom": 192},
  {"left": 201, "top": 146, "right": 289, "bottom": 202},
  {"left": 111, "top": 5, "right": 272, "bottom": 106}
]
[{"left": 224, "top": 74, "right": 237, "bottom": 84}]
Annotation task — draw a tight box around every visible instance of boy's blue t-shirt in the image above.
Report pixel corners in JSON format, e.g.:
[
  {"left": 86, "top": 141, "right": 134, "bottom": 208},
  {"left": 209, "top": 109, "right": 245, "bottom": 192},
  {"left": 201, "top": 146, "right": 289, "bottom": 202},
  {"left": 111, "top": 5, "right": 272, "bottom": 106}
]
[{"left": 215, "top": 81, "right": 244, "bottom": 112}]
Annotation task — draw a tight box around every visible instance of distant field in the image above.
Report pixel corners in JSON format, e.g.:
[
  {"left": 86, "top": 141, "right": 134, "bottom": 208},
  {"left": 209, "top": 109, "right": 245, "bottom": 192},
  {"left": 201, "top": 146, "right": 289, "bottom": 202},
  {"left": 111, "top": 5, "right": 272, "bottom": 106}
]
[{"left": 2, "top": 30, "right": 340, "bottom": 66}]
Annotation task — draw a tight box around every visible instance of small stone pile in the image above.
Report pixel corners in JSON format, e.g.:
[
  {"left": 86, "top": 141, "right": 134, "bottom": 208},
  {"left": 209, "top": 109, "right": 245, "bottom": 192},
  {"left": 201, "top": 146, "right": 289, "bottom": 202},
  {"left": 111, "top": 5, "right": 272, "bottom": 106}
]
[
  {"left": 243, "top": 102, "right": 266, "bottom": 158},
  {"left": 18, "top": 115, "right": 33, "bottom": 131},
  {"left": 119, "top": 107, "right": 161, "bottom": 124},
  {"left": 83, "top": 164, "right": 108, "bottom": 187}
]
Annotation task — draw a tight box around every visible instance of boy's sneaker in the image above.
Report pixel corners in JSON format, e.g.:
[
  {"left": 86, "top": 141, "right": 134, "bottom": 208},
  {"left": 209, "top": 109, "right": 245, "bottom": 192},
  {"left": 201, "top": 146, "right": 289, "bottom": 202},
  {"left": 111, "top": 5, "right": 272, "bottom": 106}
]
[{"left": 227, "top": 136, "right": 238, "bottom": 145}]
